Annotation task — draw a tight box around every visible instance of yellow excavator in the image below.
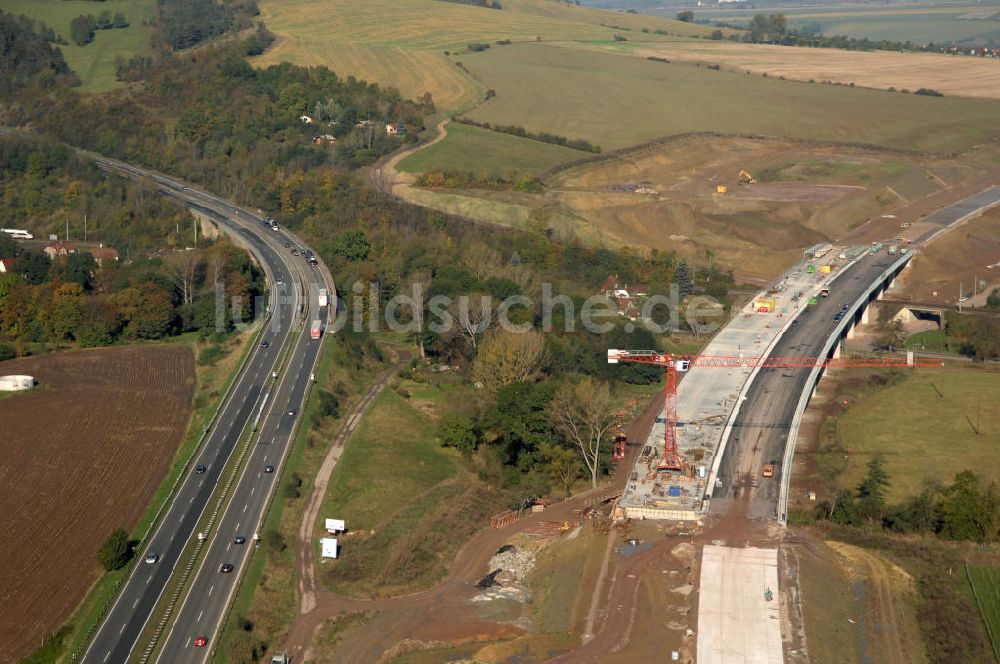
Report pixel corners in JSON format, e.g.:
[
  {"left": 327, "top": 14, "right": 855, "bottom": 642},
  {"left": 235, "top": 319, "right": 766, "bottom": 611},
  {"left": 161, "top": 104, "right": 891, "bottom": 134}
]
[{"left": 738, "top": 169, "right": 757, "bottom": 185}]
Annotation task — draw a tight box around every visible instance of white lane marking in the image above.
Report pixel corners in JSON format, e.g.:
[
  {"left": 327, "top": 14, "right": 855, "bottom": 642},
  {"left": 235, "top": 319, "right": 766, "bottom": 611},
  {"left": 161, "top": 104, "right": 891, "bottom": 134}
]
[
  {"left": 133, "top": 597, "right": 139, "bottom": 608},
  {"left": 185, "top": 638, "right": 191, "bottom": 648},
  {"left": 250, "top": 486, "right": 255, "bottom": 496},
  {"left": 208, "top": 585, "right": 215, "bottom": 597},
  {"left": 103, "top": 651, "right": 112, "bottom": 663},
  {"left": 147, "top": 574, "right": 153, "bottom": 584},
  {"left": 227, "top": 543, "right": 232, "bottom": 552},
  {"left": 197, "top": 610, "right": 203, "bottom": 622},
  {"left": 243, "top": 503, "right": 248, "bottom": 513},
  {"left": 119, "top": 623, "right": 126, "bottom": 634}
]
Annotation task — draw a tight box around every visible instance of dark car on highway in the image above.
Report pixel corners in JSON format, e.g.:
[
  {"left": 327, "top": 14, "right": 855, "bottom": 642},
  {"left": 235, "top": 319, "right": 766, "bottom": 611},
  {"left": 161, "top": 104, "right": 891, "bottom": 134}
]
[
  {"left": 264, "top": 464, "right": 275, "bottom": 474},
  {"left": 234, "top": 536, "right": 246, "bottom": 545},
  {"left": 219, "top": 563, "right": 234, "bottom": 573},
  {"left": 195, "top": 464, "right": 206, "bottom": 474}
]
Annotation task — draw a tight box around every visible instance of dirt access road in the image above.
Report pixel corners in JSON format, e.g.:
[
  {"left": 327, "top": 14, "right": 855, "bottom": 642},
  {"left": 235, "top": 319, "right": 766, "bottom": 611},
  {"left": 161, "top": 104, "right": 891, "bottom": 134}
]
[
  {"left": 370, "top": 120, "right": 449, "bottom": 197},
  {"left": 281, "top": 388, "right": 665, "bottom": 663},
  {"left": 0, "top": 346, "right": 194, "bottom": 664},
  {"left": 297, "top": 352, "right": 412, "bottom": 615}
]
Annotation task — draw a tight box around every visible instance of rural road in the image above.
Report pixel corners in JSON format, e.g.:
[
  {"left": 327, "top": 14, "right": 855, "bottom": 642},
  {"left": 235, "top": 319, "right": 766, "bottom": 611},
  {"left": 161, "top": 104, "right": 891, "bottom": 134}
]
[
  {"left": 78, "top": 158, "right": 332, "bottom": 664},
  {"left": 297, "top": 351, "right": 412, "bottom": 616}
]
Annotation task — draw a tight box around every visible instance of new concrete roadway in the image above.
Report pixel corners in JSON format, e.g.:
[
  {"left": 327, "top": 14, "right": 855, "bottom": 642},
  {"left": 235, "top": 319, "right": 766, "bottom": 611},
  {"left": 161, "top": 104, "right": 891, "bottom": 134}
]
[
  {"left": 712, "top": 183, "right": 1000, "bottom": 521},
  {"left": 79, "top": 158, "right": 330, "bottom": 664}
]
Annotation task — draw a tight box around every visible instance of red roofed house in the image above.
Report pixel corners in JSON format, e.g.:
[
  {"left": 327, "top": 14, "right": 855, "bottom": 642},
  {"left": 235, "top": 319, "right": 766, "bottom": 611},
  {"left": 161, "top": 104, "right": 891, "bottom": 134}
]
[
  {"left": 44, "top": 240, "right": 77, "bottom": 260},
  {"left": 0, "top": 258, "right": 15, "bottom": 273},
  {"left": 86, "top": 246, "right": 119, "bottom": 267},
  {"left": 600, "top": 274, "right": 649, "bottom": 320}
]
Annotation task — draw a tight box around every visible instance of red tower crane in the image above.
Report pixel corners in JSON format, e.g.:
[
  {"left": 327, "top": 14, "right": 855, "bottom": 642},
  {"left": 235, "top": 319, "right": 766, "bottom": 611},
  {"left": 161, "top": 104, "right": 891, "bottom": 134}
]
[{"left": 607, "top": 349, "right": 943, "bottom": 472}]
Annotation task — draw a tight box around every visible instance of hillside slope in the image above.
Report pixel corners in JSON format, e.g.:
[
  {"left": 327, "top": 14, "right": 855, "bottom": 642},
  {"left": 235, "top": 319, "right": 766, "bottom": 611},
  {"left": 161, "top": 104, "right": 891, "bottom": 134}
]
[{"left": 254, "top": 0, "right": 714, "bottom": 110}]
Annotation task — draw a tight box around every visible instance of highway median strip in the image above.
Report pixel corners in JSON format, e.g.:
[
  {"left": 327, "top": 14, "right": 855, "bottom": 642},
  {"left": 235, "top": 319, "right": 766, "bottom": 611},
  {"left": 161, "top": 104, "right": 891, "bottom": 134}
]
[{"left": 134, "top": 317, "right": 305, "bottom": 663}]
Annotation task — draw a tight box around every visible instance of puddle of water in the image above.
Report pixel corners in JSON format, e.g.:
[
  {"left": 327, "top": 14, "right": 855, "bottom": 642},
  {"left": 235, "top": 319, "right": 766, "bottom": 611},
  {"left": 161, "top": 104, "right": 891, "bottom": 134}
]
[{"left": 619, "top": 542, "right": 654, "bottom": 558}]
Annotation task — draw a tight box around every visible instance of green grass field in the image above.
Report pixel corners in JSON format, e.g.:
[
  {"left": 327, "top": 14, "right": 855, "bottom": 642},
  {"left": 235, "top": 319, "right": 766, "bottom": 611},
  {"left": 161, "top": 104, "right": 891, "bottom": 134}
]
[
  {"left": 462, "top": 43, "right": 1000, "bottom": 152},
  {"left": 834, "top": 366, "right": 1000, "bottom": 501},
  {"left": 397, "top": 122, "right": 587, "bottom": 177},
  {"left": 316, "top": 389, "right": 504, "bottom": 597},
  {"left": 0, "top": 0, "right": 155, "bottom": 92},
  {"left": 905, "top": 329, "right": 959, "bottom": 354},
  {"left": 255, "top": 0, "right": 718, "bottom": 110},
  {"left": 967, "top": 564, "right": 1000, "bottom": 660}
]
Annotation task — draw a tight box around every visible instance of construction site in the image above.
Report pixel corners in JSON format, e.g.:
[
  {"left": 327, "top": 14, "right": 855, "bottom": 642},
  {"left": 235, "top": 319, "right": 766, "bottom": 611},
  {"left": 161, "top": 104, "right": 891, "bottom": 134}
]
[{"left": 609, "top": 242, "right": 900, "bottom": 522}]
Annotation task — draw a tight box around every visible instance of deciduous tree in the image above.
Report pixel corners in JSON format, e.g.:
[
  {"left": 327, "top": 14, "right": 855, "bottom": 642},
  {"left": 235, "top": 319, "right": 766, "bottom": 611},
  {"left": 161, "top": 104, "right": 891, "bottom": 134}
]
[
  {"left": 548, "top": 377, "right": 615, "bottom": 488},
  {"left": 472, "top": 329, "right": 546, "bottom": 394}
]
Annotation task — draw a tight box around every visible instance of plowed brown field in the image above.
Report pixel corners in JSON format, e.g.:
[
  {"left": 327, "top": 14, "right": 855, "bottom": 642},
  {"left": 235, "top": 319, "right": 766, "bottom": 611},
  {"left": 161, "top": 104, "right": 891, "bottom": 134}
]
[{"left": 0, "top": 345, "right": 194, "bottom": 663}]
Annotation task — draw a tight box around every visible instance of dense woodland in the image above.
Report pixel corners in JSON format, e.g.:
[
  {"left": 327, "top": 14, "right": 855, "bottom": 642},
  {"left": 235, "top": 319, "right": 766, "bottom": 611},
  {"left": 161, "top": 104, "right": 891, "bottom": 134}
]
[
  {"left": 0, "top": 11, "right": 78, "bottom": 95},
  {"left": 0, "top": 133, "right": 264, "bottom": 353}
]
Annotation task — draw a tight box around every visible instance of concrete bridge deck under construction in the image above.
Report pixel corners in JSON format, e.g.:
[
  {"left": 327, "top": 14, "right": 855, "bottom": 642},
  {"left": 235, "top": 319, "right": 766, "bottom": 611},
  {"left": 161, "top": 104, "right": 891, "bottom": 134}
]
[{"left": 615, "top": 244, "right": 908, "bottom": 521}]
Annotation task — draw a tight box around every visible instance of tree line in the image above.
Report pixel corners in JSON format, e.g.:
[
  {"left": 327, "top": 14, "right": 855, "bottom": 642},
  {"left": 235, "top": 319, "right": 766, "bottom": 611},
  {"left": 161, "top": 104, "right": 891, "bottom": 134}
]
[
  {"left": 818, "top": 456, "right": 1000, "bottom": 542},
  {"left": 453, "top": 117, "right": 602, "bottom": 153},
  {"left": 69, "top": 10, "right": 129, "bottom": 47}
]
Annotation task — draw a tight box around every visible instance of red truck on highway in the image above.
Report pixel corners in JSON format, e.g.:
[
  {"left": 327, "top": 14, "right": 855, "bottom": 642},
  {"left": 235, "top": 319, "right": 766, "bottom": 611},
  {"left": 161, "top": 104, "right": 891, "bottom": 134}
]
[{"left": 310, "top": 320, "right": 322, "bottom": 340}]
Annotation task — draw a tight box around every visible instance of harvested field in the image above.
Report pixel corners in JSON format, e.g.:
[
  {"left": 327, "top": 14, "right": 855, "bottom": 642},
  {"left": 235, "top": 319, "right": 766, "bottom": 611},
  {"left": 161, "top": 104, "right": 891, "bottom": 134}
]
[
  {"left": 0, "top": 345, "right": 194, "bottom": 663},
  {"left": 254, "top": 0, "right": 715, "bottom": 111},
  {"left": 633, "top": 41, "right": 1000, "bottom": 101},
  {"left": 463, "top": 44, "right": 1000, "bottom": 152}
]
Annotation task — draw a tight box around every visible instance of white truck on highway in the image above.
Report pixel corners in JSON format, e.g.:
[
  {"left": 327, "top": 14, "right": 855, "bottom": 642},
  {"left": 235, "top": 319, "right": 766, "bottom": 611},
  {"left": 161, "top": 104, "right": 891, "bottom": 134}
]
[{"left": 318, "top": 288, "right": 328, "bottom": 308}]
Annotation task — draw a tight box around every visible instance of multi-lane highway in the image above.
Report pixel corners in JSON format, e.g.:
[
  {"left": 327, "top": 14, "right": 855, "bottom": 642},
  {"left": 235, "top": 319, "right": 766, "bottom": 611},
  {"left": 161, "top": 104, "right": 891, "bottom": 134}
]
[
  {"left": 80, "top": 157, "right": 330, "bottom": 664},
  {"left": 713, "top": 183, "right": 1000, "bottom": 520},
  {"left": 711, "top": 250, "right": 903, "bottom": 519}
]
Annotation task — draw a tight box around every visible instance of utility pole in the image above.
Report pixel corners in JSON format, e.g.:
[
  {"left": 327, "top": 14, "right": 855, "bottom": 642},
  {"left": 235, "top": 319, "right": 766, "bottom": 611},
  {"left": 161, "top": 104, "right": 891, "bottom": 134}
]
[
  {"left": 65, "top": 217, "right": 69, "bottom": 242},
  {"left": 83, "top": 213, "right": 87, "bottom": 243},
  {"left": 959, "top": 280, "right": 963, "bottom": 312}
]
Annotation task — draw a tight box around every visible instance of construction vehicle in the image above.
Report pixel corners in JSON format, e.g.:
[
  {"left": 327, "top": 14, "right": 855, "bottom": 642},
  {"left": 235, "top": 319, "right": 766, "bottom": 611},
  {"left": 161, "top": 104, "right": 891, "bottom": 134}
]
[
  {"left": 753, "top": 298, "right": 776, "bottom": 313},
  {"left": 762, "top": 464, "right": 775, "bottom": 478},
  {"left": 738, "top": 169, "right": 757, "bottom": 185},
  {"left": 607, "top": 350, "right": 941, "bottom": 472},
  {"left": 716, "top": 184, "right": 727, "bottom": 194},
  {"left": 612, "top": 432, "right": 627, "bottom": 461},
  {"left": 270, "top": 654, "right": 289, "bottom": 664}
]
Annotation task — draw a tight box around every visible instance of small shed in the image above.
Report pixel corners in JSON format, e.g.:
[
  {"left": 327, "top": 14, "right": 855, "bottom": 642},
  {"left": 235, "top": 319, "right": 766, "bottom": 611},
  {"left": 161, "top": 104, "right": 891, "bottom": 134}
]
[{"left": 320, "top": 537, "right": 338, "bottom": 559}]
